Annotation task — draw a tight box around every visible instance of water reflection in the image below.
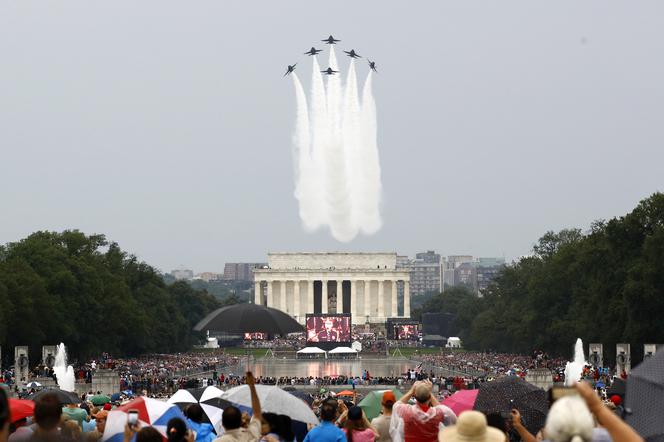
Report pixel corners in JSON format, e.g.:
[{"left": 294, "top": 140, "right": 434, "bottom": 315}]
[{"left": 237, "top": 358, "right": 415, "bottom": 378}]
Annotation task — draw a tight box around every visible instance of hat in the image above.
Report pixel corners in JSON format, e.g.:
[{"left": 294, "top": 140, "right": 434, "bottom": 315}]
[
  {"left": 348, "top": 406, "right": 363, "bottom": 421},
  {"left": 103, "top": 403, "right": 112, "bottom": 411},
  {"left": 609, "top": 395, "right": 622, "bottom": 407},
  {"left": 93, "top": 410, "right": 109, "bottom": 420},
  {"left": 382, "top": 391, "right": 396, "bottom": 406},
  {"left": 438, "top": 411, "right": 505, "bottom": 442}
]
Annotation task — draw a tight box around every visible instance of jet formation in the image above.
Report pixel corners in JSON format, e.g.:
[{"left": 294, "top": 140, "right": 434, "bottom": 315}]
[{"left": 284, "top": 35, "right": 378, "bottom": 77}]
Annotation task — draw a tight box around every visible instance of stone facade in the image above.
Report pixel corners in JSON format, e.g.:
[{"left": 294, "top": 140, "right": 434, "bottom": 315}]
[{"left": 253, "top": 253, "right": 411, "bottom": 325}]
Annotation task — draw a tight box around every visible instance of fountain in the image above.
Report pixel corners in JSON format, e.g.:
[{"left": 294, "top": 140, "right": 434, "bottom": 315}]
[
  {"left": 564, "top": 338, "right": 587, "bottom": 386},
  {"left": 53, "top": 343, "right": 76, "bottom": 392}
]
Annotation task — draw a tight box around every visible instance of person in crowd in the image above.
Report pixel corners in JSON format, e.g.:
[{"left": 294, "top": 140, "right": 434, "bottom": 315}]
[
  {"left": 438, "top": 411, "right": 504, "bottom": 442},
  {"left": 93, "top": 410, "right": 108, "bottom": 436},
  {"left": 303, "top": 398, "right": 345, "bottom": 442},
  {"left": 260, "top": 413, "right": 281, "bottom": 441},
  {"left": 393, "top": 380, "right": 457, "bottom": 442},
  {"left": 62, "top": 402, "right": 88, "bottom": 428},
  {"left": 214, "top": 372, "right": 262, "bottom": 442},
  {"left": 184, "top": 404, "right": 215, "bottom": 442},
  {"left": 371, "top": 391, "right": 395, "bottom": 442},
  {"left": 61, "top": 419, "right": 82, "bottom": 442},
  {"left": 30, "top": 392, "right": 63, "bottom": 442},
  {"left": 82, "top": 408, "right": 98, "bottom": 433},
  {"left": 274, "top": 415, "right": 294, "bottom": 442},
  {"left": 1, "top": 389, "right": 9, "bottom": 442},
  {"left": 342, "top": 406, "right": 379, "bottom": 442},
  {"left": 166, "top": 418, "right": 194, "bottom": 442},
  {"left": 136, "top": 427, "right": 164, "bottom": 442}
]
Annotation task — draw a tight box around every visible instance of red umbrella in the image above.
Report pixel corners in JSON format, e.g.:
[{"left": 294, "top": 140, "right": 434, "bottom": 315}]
[
  {"left": 9, "top": 399, "right": 35, "bottom": 423},
  {"left": 442, "top": 389, "right": 479, "bottom": 416}
]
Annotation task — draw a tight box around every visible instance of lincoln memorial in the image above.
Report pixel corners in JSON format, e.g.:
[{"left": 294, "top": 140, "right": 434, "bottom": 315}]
[{"left": 253, "top": 252, "right": 411, "bottom": 325}]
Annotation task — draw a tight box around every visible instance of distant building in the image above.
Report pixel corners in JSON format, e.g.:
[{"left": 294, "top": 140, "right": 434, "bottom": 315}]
[
  {"left": 223, "top": 263, "right": 266, "bottom": 282},
  {"left": 171, "top": 269, "right": 194, "bottom": 280},
  {"left": 397, "top": 250, "right": 442, "bottom": 297},
  {"left": 442, "top": 256, "right": 506, "bottom": 295},
  {"left": 196, "top": 272, "right": 222, "bottom": 282}
]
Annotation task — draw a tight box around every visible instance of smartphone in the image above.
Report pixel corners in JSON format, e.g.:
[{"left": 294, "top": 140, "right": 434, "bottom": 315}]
[
  {"left": 127, "top": 410, "right": 139, "bottom": 426},
  {"left": 549, "top": 386, "right": 579, "bottom": 403}
]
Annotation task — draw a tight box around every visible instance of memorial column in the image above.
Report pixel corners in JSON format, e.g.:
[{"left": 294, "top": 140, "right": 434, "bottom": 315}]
[
  {"left": 378, "top": 280, "right": 385, "bottom": 319},
  {"left": 350, "top": 279, "right": 357, "bottom": 318},
  {"left": 391, "top": 280, "right": 398, "bottom": 317},
  {"left": 337, "top": 279, "right": 344, "bottom": 313},
  {"left": 280, "top": 281, "right": 287, "bottom": 312},
  {"left": 266, "top": 281, "right": 273, "bottom": 308},
  {"left": 321, "top": 280, "right": 328, "bottom": 314},
  {"left": 364, "top": 280, "right": 371, "bottom": 318},
  {"left": 307, "top": 280, "right": 314, "bottom": 315},
  {"left": 404, "top": 280, "right": 411, "bottom": 318},
  {"left": 293, "top": 281, "right": 301, "bottom": 319},
  {"left": 254, "top": 281, "right": 261, "bottom": 305}
]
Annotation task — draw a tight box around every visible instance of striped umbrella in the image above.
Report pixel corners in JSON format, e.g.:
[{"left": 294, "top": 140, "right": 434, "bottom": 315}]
[
  {"left": 168, "top": 386, "right": 232, "bottom": 434},
  {"left": 102, "top": 397, "right": 189, "bottom": 442}
]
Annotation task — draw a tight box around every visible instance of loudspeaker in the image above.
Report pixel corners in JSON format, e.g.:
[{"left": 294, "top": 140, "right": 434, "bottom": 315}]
[
  {"left": 42, "top": 346, "right": 57, "bottom": 368},
  {"left": 616, "top": 343, "right": 631, "bottom": 374},
  {"left": 588, "top": 343, "right": 603, "bottom": 367},
  {"left": 14, "top": 346, "right": 29, "bottom": 381}
]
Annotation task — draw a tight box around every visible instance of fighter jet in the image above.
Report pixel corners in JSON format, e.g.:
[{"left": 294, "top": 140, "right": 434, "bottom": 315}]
[
  {"left": 368, "top": 60, "right": 377, "bottom": 72},
  {"left": 283, "top": 64, "right": 296, "bottom": 77},
  {"left": 321, "top": 67, "right": 339, "bottom": 75},
  {"left": 344, "top": 49, "right": 361, "bottom": 59},
  {"left": 322, "top": 35, "right": 340, "bottom": 44},
  {"left": 304, "top": 47, "right": 323, "bottom": 56}
]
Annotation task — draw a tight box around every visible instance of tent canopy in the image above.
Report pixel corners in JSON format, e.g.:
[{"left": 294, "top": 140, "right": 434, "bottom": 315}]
[
  {"left": 297, "top": 347, "right": 326, "bottom": 354},
  {"left": 329, "top": 347, "right": 357, "bottom": 354}
]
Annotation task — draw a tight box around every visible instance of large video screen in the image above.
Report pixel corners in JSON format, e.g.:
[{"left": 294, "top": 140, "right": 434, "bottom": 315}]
[
  {"left": 306, "top": 315, "right": 351, "bottom": 343},
  {"left": 394, "top": 324, "right": 419, "bottom": 340}
]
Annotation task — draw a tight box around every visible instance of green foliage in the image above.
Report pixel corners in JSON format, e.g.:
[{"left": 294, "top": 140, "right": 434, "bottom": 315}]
[
  {"left": 461, "top": 193, "right": 664, "bottom": 359},
  {"left": 0, "top": 231, "right": 220, "bottom": 362}
]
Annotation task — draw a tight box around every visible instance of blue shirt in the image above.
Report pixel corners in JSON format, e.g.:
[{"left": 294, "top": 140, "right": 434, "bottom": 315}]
[{"left": 303, "top": 421, "right": 346, "bottom": 442}]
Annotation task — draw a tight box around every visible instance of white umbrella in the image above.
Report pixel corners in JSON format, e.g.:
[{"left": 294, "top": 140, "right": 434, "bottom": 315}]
[
  {"left": 221, "top": 385, "right": 318, "bottom": 425},
  {"left": 26, "top": 381, "right": 42, "bottom": 389}
]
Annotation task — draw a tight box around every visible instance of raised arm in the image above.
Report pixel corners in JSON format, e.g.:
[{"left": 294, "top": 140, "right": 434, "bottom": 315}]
[
  {"left": 246, "top": 371, "right": 262, "bottom": 421},
  {"left": 511, "top": 409, "right": 536, "bottom": 442},
  {"left": 576, "top": 382, "right": 643, "bottom": 442}
]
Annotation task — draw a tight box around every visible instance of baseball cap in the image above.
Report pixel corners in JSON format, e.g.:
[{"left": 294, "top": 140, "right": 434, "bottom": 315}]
[{"left": 382, "top": 391, "right": 396, "bottom": 406}]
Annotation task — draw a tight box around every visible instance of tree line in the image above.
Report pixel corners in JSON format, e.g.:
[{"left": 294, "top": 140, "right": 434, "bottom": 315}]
[
  {"left": 0, "top": 230, "right": 221, "bottom": 362},
  {"left": 415, "top": 193, "right": 664, "bottom": 362}
]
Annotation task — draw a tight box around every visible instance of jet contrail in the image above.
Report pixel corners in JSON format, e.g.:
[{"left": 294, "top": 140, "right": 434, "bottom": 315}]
[{"left": 290, "top": 48, "right": 382, "bottom": 241}]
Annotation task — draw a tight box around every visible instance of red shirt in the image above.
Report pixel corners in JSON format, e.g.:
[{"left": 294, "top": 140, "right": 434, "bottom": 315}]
[{"left": 394, "top": 403, "right": 456, "bottom": 442}]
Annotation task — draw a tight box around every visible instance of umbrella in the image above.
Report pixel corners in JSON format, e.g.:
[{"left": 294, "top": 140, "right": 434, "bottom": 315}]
[
  {"left": 337, "top": 390, "right": 356, "bottom": 397},
  {"left": 167, "top": 386, "right": 232, "bottom": 434},
  {"left": 358, "top": 389, "right": 404, "bottom": 420},
  {"left": 473, "top": 377, "right": 548, "bottom": 434},
  {"left": 91, "top": 394, "right": 111, "bottom": 406},
  {"left": 221, "top": 384, "right": 318, "bottom": 425},
  {"left": 607, "top": 378, "right": 626, "bottom": 397},
  {"left": 194, "top": 303, "right": 304, "bottom": 335},
  {"left": 102, "top": 397, "right": 189, "bottom": 442},
  {"left": 9, "top": 399, "right": 35, "bottom": 423},
  {"left": 25, "top": 381, "right": 42, "bottom": 389},
  {"left": 625, "top": 350, "right": 664, "bottom": 441},
  {"left": 287, "top": 390, "right": 314, "bottom": 406},
  {"left": 29, "top": 388, "right": 80, "bottom": 405},
  {"left": 442, "top": 389, "right": 479, "bottom": 417}
]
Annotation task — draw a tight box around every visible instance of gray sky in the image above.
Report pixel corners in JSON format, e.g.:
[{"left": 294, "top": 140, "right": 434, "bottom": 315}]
[{"left": 2, "top": 1, "right": 663, "bottom": 273}]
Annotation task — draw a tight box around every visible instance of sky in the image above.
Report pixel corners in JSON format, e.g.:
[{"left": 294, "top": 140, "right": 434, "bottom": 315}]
[{"left": 1, "top": 1, "right": 663, "bottom": 273}]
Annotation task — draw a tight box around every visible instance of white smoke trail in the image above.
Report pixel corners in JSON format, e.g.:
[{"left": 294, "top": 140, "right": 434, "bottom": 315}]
[
  {"left": 291, "top": 73, "right": 319, "bottom": 231},
  {"left": 323, "top": 47, "right": 357, "bottom": 242},
  {"left": 290, "top": 50, "right": 382, "bottom": 241},
  {"left": 359, "top": 70, "right": 382, "bottom": 234}
]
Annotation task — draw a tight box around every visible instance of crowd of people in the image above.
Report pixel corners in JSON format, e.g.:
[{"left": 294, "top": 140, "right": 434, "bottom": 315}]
[{"left": 0, "top": 370, "right": 647, "bottom": 442}]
